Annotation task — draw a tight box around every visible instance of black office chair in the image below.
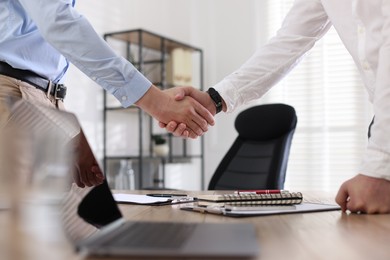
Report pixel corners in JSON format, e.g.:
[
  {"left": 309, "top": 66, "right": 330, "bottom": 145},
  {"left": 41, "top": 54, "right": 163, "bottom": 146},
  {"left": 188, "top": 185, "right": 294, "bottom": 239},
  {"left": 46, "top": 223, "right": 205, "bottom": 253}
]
[{"left": 208, "top": 103, "right": 297, "bottom": 190}]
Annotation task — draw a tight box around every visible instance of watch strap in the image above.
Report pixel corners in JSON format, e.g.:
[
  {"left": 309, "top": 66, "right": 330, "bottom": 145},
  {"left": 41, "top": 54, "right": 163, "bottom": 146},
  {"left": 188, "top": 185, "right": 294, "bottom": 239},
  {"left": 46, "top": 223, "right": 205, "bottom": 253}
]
[{"left": 207, "top": 87, "right": 223, "bottom": 114}]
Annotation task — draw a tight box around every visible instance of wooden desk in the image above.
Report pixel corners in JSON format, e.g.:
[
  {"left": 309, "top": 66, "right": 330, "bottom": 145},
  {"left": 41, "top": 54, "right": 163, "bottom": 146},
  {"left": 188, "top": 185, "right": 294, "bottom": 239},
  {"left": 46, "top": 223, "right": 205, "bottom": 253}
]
[{"left": 2, "top": 190, "right": 390, "bottom": 260}]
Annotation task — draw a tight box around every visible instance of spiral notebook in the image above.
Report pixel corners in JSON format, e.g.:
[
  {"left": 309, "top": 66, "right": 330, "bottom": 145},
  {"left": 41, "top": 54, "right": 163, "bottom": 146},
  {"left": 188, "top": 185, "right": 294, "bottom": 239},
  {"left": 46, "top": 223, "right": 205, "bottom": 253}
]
[{"left": 196, "top": 191, "right": 303, "bottom": 207}]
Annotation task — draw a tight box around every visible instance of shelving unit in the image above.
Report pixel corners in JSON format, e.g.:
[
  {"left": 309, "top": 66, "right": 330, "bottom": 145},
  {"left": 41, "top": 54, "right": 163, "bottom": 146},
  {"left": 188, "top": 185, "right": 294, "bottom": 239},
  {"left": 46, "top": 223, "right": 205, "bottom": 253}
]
[{"left": 103, "top": 29, "right": 205, "bottom": 190}]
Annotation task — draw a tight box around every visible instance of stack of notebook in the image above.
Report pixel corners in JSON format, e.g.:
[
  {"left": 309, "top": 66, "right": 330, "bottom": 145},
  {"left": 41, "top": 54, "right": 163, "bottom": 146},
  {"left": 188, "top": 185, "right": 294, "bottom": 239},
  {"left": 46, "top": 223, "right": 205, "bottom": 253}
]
[{"left": 181, "top": 190, "right": 340, "bottom": 217}]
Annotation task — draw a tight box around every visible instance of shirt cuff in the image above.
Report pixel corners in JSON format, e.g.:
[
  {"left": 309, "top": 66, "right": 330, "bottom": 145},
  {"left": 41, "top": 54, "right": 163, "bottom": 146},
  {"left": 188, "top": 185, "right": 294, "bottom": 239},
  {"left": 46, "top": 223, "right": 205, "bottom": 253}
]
[
  {"left": 359, "top": 147, "right": 390, "bottom": 181},
  {"left": 212, "top": 79, "right": 240, "bottom": 113},
  {"left": 111, "top": 71, "right": 152, "bottom": 108}
]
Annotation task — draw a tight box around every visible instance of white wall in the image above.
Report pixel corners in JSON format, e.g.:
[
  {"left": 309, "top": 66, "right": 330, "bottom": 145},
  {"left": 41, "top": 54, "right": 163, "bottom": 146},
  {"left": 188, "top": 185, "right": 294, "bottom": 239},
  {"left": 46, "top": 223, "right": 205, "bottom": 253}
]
[{"left": 65, "top": 0, "right": 269, "bottom": 189}]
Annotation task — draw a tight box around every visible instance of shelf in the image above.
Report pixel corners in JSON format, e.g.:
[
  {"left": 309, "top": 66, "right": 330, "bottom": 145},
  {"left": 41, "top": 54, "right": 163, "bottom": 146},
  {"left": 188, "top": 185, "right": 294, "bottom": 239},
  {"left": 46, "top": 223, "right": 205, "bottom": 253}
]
[
  {"left": 104, "top": 28, "right": 202, "bottom": 53},
  {"left": 105, "top": 155, "right": 203, "bottom": 160},
  {"left": 103, "top": 29, "right": 205, "bottom": 190},
  {"left": 132, "top": 59, "right": 164, "bottom": 65}
]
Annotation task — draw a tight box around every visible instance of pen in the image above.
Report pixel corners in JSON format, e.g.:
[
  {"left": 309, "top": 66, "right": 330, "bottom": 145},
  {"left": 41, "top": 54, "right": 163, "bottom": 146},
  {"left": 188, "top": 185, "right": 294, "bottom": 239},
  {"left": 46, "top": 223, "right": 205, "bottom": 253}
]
[
  {"left": 183, "top": 205, "right": 223, "bottom": 215},
  {"left": 146, "top": 193, "right": 188, "bottom": 198},
  {"left": 234, "top": 189, "right": 288, "bottom": 195}
]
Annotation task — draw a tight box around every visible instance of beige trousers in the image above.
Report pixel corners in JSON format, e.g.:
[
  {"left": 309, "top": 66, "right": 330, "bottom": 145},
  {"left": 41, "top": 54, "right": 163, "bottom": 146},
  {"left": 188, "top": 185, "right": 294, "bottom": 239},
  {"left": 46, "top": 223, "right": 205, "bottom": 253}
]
[
  {"left": 0, "top": 74, "right": 64, "bottom": 109},
  {"left": 0, "top": 74, "right": 67, "bottom": 202}
]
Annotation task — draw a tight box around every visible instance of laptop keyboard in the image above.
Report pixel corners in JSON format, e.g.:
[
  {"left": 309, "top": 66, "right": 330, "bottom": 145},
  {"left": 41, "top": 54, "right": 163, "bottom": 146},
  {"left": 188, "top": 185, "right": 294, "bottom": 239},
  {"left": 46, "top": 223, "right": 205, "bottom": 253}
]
[{"left": 101, "top": 222, "right": 197, "bottom": 249}]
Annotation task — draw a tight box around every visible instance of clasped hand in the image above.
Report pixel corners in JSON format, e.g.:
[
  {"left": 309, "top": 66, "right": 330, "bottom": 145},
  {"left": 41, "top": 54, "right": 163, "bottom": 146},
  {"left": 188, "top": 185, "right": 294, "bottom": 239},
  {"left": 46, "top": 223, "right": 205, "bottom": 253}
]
[
  {"left": 71, "top": 86, "right": 214, "bottom": 187},
  {"left": 158, "top": 86, "right": 217, "bottom": 138}
]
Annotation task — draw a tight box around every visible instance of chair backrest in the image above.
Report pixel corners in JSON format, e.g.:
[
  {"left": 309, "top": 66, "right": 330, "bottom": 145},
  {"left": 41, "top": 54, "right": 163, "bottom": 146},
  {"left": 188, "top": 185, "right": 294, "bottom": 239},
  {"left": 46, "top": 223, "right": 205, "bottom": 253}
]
[{"left": 208, "top": 103, "right": 297, "bottom": 190}]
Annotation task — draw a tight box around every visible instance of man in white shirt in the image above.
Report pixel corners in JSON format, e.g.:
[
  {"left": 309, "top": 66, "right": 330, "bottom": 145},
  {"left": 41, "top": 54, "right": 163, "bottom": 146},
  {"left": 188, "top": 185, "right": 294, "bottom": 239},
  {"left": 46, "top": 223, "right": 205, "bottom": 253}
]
[{"left": 163, "top": 0, "right": 390, "bottom": 214}]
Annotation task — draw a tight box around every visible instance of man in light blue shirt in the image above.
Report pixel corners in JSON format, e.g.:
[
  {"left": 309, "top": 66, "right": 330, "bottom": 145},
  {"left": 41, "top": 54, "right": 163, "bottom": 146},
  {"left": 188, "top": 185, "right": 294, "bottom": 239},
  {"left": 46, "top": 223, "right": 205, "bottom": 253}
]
[{"left": 0, "top": 0, "right": 214, "bottom": 187}]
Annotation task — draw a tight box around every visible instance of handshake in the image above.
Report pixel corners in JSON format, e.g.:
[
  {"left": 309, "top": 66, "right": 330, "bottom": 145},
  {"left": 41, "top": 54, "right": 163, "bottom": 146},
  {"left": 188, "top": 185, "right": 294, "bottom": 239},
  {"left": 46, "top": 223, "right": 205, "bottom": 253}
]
[
  {"left": 72, "top": 85, "right": 223, "bottom": 188},
  {"left": 136, "top": 85, "right": 226, "bottom": 139}
]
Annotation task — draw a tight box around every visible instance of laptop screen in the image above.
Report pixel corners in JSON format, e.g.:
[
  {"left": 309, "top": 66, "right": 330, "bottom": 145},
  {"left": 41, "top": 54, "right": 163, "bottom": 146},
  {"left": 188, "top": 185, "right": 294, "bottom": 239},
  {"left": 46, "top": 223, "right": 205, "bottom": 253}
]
[{"left": 77, "top": 180, "right": 122, "bottom": 228}]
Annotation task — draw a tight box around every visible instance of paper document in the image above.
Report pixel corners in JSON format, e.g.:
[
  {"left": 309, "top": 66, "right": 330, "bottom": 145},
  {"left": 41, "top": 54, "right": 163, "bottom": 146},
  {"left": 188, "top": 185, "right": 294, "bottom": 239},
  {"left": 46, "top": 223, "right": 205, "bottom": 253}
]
[
  {"left": 113, "top": 193, "right": 196, "bottom": 205},
  {"left": 181, "top": 203, "right": 340, "bottom": 217},
  {"left": 113, "top": 194, "right": 171, "bottom": 205}
]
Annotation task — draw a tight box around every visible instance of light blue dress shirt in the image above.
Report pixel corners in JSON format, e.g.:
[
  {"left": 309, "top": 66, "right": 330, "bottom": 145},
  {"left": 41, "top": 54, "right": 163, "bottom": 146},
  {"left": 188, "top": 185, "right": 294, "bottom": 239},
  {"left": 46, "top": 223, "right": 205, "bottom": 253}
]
[{"left": 0, "top": 0, "right": 151, "bottom": 107}]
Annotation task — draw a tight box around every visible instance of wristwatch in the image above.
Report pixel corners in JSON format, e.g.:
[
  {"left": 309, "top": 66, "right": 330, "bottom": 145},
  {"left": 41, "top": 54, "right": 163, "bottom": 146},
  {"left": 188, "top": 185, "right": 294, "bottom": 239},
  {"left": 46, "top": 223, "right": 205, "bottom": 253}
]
[{"left": 207, "top": 87, "right": 223, "bottom": 114}]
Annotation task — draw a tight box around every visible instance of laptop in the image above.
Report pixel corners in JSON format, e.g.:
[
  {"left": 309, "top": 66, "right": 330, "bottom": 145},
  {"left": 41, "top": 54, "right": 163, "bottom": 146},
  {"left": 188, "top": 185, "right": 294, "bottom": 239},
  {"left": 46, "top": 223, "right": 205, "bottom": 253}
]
[
  {"left": 70, "top": 180, "right": 259, "bottom": 258},
  {"left": 0, "top": 97, "right": 259, "bottom": 259},
  {"left": 1, "top": 99, "right": 259, "bottom": 258},
  {"left": 49, "top": 111, "right": 259, "bottom": 258}
]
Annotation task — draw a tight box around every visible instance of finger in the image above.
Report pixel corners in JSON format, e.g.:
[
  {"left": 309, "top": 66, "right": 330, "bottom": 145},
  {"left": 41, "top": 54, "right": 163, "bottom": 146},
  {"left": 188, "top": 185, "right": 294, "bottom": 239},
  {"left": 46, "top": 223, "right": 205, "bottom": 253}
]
[
  {"left": 166, "top": 121, "right": 192, "bottom": 138},
  {"left": 189, "top": 100, "right": 214, "bottom": 130},
  {"left": 346, "top": 199, "right": 365, "bottom": 214},
  {"left": 174, "top": 90, "right": 185, "bottom": 101},
  {"left": 195, "top": 102, "right": 215, "bottom": 126},
  {"left": 377, "top": 206, "right": 390, "bottom": 214},
  {"left": 365, "top": 207, "right": 379, "bottom": 214},
  {"left": 166, "top": 121, "right": 179, "bottom": 133},
  {"left": 182, "top": 130, "right": 190, "bottom": 138},
  {"left": 91, "top": 165, "right": 105, "bottom": 185},
  {"left": 174, "top": 86, "right": 192, "bottom": 101},
  {"left": 91, "top": 165, "right": 104, "bottom": 179},
  {"left": 172, "top": 123, "right": 188, "bottom": 137},
  {"left": 185, "top": 108, "right": 208, "bottom": 134},
  {"left": 186, "top": 119, "right": 206, "bottom": 136},
  {"left": 87, "top": 162, "right": 103, "bottom": 186},
  {"left": 80, "top": 168, "right": 93, "bottom": 187},
  {"left": 335, "top": 184, "right": 349, "bottom": 212},
  {"left": 189, "top": 101, "right": 214, "bottom": 129},
  {"left": 73, "top": 165, "right": 85, "bottom": 188},
  {"left": 158, "top": 122, "right": 167, "bottom": 128},
  {"left": 187, "top": 129, "right": 199, "bottom": 139},
  {"left": 362, "top": 202, "right": 389, "bottom": 214}
]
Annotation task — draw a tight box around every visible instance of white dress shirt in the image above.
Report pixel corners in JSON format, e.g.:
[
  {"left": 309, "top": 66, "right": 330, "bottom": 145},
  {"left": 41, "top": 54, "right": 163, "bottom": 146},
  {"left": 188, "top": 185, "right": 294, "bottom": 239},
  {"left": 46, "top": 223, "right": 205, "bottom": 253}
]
[
  {"left": 213, "top": 0, "right": 390, "bottom": 180},
  {"left": 0, "top": 0, "right": 151, "bottom": 107}
]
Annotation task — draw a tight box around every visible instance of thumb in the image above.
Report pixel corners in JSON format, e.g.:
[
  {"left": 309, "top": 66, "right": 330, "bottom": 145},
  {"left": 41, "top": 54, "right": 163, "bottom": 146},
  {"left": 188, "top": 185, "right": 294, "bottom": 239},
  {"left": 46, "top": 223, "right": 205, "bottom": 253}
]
[
  {"left": 335, "top": 183, "right": 349, "bottom": 212},
  {"left": 174, "top": 86, "right": 193, "bottom": 101}
]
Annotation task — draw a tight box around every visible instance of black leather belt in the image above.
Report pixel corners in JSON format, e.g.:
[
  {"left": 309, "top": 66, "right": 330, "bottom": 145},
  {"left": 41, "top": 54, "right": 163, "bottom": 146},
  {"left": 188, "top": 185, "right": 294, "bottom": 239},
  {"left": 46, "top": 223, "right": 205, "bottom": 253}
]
[{"left": 0, "top": 61, "right": 67, "bottom": 100}]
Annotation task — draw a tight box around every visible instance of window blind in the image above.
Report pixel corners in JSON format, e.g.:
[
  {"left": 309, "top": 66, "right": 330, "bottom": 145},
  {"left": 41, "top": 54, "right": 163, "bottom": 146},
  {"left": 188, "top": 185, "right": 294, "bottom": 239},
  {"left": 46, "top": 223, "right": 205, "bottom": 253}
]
[{"left": 262, "top": 0, "right": 370, "bottom": 192}]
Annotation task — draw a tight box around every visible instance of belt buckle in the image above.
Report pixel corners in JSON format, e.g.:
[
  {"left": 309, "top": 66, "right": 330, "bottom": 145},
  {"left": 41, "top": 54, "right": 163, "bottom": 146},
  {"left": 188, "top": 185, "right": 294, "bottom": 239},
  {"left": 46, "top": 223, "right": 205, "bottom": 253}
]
[{"left": 54, "top": 84, "right": 67, "bottom": 101}]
